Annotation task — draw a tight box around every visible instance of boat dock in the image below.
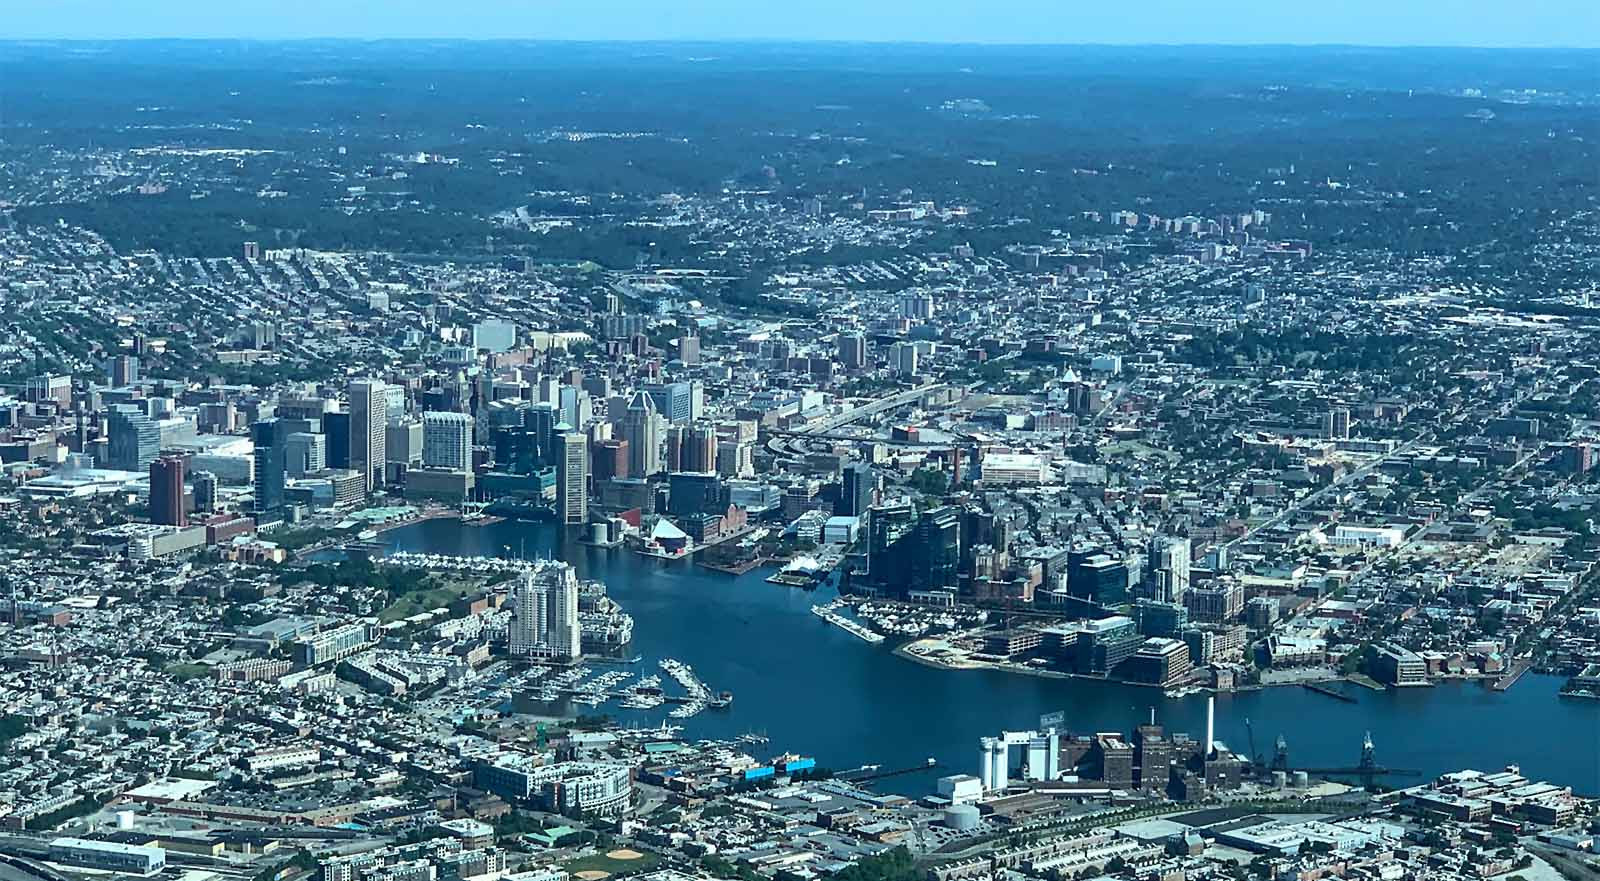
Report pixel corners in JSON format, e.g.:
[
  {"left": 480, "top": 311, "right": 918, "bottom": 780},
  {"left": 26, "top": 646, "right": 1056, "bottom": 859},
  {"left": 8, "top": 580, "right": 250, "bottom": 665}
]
[
  {"left": 519, "top": 658, "right": 729, "bottom": 718},
  {"left": 838, "top": 758, "right": 939, "bottom": 784},
  {"left": 660, "top": 658, "right": 733, "bottom": 718},
  {"left": 811, "top": 602, "right": 884, "bottom": 644},
  {"left": 698, "top": 557, "right": 771, "bottom": 575},
  {"left": 1303, "top": 682, "right": 1358, "bottom": 703},
  {"left": 1492, "top": 657, "right": 1534, "bottom": 691}
]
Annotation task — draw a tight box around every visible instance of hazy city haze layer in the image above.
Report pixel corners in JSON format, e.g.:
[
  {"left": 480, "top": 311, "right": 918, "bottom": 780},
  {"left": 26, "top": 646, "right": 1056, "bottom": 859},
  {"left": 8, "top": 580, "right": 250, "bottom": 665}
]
[{"left": 6, "top": 0, "right": 1600, "bottom": 46}]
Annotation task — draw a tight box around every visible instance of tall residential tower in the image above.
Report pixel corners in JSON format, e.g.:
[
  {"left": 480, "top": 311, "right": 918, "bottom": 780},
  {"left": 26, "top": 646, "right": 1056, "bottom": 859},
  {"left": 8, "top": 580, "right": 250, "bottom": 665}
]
[{"left": 509, "top": 563, "right": 582, "bottom": 661}]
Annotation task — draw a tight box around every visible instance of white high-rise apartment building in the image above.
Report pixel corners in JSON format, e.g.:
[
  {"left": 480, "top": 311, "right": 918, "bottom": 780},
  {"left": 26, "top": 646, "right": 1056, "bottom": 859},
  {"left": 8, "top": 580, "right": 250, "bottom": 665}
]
[
  {"left": 349, "top": 379, "right": 388, "bottom": 494},
  {"left": 422, "top": 411, "right": 474, "bottom": 471},
  {"left": 509, "top": 562, "right": 582, "bottom": 661}
]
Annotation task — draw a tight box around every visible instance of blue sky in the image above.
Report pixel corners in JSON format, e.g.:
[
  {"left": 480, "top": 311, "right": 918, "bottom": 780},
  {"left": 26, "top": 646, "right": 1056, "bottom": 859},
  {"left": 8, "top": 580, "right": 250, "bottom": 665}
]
[{"left": 6, "top": 0, "right": 1598, "bottom": 46}]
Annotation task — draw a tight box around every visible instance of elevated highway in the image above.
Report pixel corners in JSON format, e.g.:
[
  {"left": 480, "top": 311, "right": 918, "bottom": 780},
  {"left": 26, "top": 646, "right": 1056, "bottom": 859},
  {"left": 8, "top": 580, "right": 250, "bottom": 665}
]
[{"left": 765, "top": 383, "right": 949, "bottom": 459}]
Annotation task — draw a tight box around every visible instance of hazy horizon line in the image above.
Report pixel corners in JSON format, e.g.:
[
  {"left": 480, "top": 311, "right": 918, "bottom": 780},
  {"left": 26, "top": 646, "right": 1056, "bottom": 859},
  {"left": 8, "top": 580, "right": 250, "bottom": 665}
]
[{"left": 3, "top": 36, "right": 1597, "bottom": 51}]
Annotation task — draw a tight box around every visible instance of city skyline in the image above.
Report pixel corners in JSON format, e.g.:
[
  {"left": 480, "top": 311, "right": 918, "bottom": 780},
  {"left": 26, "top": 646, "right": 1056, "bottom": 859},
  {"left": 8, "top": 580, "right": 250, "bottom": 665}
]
[{"left": 0, "top": 24, "right": 1596, "bottom": 881}]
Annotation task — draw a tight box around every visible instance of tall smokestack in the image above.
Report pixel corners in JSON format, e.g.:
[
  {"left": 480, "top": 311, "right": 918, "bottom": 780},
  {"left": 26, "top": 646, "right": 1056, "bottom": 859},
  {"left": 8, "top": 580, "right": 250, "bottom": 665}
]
[{"left": 1205, "top": 696, "right": 1215, "bottom": 757}]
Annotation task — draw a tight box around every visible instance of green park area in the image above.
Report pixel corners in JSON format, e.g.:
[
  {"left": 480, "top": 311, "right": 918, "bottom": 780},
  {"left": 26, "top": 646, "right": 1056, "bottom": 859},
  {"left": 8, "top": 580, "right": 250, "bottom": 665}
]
[
  {"left": 562, "top": 850, "right": 661, "bottom": 879},
  {"left": 378, "top": 583, "right": 473, "bottom": 624}
]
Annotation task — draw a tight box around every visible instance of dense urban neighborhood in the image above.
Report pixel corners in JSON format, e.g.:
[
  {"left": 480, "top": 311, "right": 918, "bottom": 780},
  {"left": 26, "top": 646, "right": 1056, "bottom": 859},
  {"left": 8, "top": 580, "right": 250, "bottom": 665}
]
[{"left": 0, "top": 38, "right": 1596, "bottom": 881}]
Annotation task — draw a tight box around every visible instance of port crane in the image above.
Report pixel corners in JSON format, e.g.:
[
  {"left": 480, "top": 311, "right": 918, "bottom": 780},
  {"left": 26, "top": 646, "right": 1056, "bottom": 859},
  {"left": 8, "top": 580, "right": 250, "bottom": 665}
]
[
  {"left": 1293, "top": 731, "right": 1423, "bottom": 785},
  {"left": 1244, "top": 717, "right": 1260, "bottom": 769}
]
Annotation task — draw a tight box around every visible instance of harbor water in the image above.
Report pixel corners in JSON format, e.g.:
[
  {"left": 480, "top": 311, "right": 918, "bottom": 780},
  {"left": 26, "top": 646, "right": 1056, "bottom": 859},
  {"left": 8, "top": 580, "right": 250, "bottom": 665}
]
[{"left": 378, "top": 516, "right": 1600, "bottom": 795}]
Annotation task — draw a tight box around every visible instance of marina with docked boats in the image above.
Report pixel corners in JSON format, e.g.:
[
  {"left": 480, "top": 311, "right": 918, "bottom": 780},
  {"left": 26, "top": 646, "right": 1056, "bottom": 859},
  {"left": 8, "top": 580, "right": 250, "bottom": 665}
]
[
  {"left": 376, "top": 549, "right": 736, "bottom": 719},
  {"left": 809, "top": 596, "right": 993, "bottom": 644},
  {"left": 358, "top": 514, "right": 1599, "bottom": 797},
  {"left": 382, "top": 550, "right": 639, "bottom": 657},
  {"left": 516, "top": 658, "right": 733, "bottom": 720}
]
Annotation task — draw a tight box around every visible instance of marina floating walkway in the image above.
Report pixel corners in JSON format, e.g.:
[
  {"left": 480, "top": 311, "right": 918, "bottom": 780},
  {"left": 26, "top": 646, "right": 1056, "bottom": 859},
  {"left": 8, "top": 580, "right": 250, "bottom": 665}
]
[{"left": 811, "top": 602, "right": 885, "bottom": 644}]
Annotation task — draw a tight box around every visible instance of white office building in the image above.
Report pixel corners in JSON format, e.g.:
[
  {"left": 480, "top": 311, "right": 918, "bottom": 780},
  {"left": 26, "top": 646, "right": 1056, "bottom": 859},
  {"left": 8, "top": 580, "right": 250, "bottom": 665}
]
[
  {"left": 49, "top": 838, "right": 166, "bottom": 876},
  {"left": 980, "top": 451, "right": 1047, "bottom": 485},
  {"left": 555, "top": 431, "right": 588, "bottom": 525},
  {"left": 1145, "top": 535, "right": 1192, "bottom": 604},
  {"left": 1332, "top": 525, "right": 1405, "bottom": 548},
  {"left": 423, "top": 411, "right": 474, "bottom": 472},
  {"left": 349, "top": 379, "right": 388, "bottom": 494},
  {"left": 285, "top": 431, "right": 325, "bottom": 477},
  {"left": 891, "top": 342, "right": 919, "bottom": 376},
  {"left": 473, "top": 319, "right": 518, "bottom": 353}
]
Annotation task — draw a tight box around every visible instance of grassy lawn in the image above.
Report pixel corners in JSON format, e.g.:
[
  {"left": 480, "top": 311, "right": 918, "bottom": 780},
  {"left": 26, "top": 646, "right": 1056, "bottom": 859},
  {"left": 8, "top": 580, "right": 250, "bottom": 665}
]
[
  {"left": 270, "top": 525, "right": 348, "bottom": 551},
  {"left": 379, "top": 584, "right": 468, "bottom": 624},
  {"left": 561, "top": 851, "right": 661, "bottom": 877},
  {"left": 167, "top": 663, "right": 212, "bottom": 682},
  {"left": 1102, "top": 440, "right": 1182, "bottom": 463}
]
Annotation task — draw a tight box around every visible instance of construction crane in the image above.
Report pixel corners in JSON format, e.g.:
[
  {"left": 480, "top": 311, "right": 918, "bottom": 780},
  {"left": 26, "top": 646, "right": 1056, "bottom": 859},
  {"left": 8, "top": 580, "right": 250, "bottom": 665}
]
[{"left": 1244, "top": 717, "right": 1260, "bottom": 770}]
